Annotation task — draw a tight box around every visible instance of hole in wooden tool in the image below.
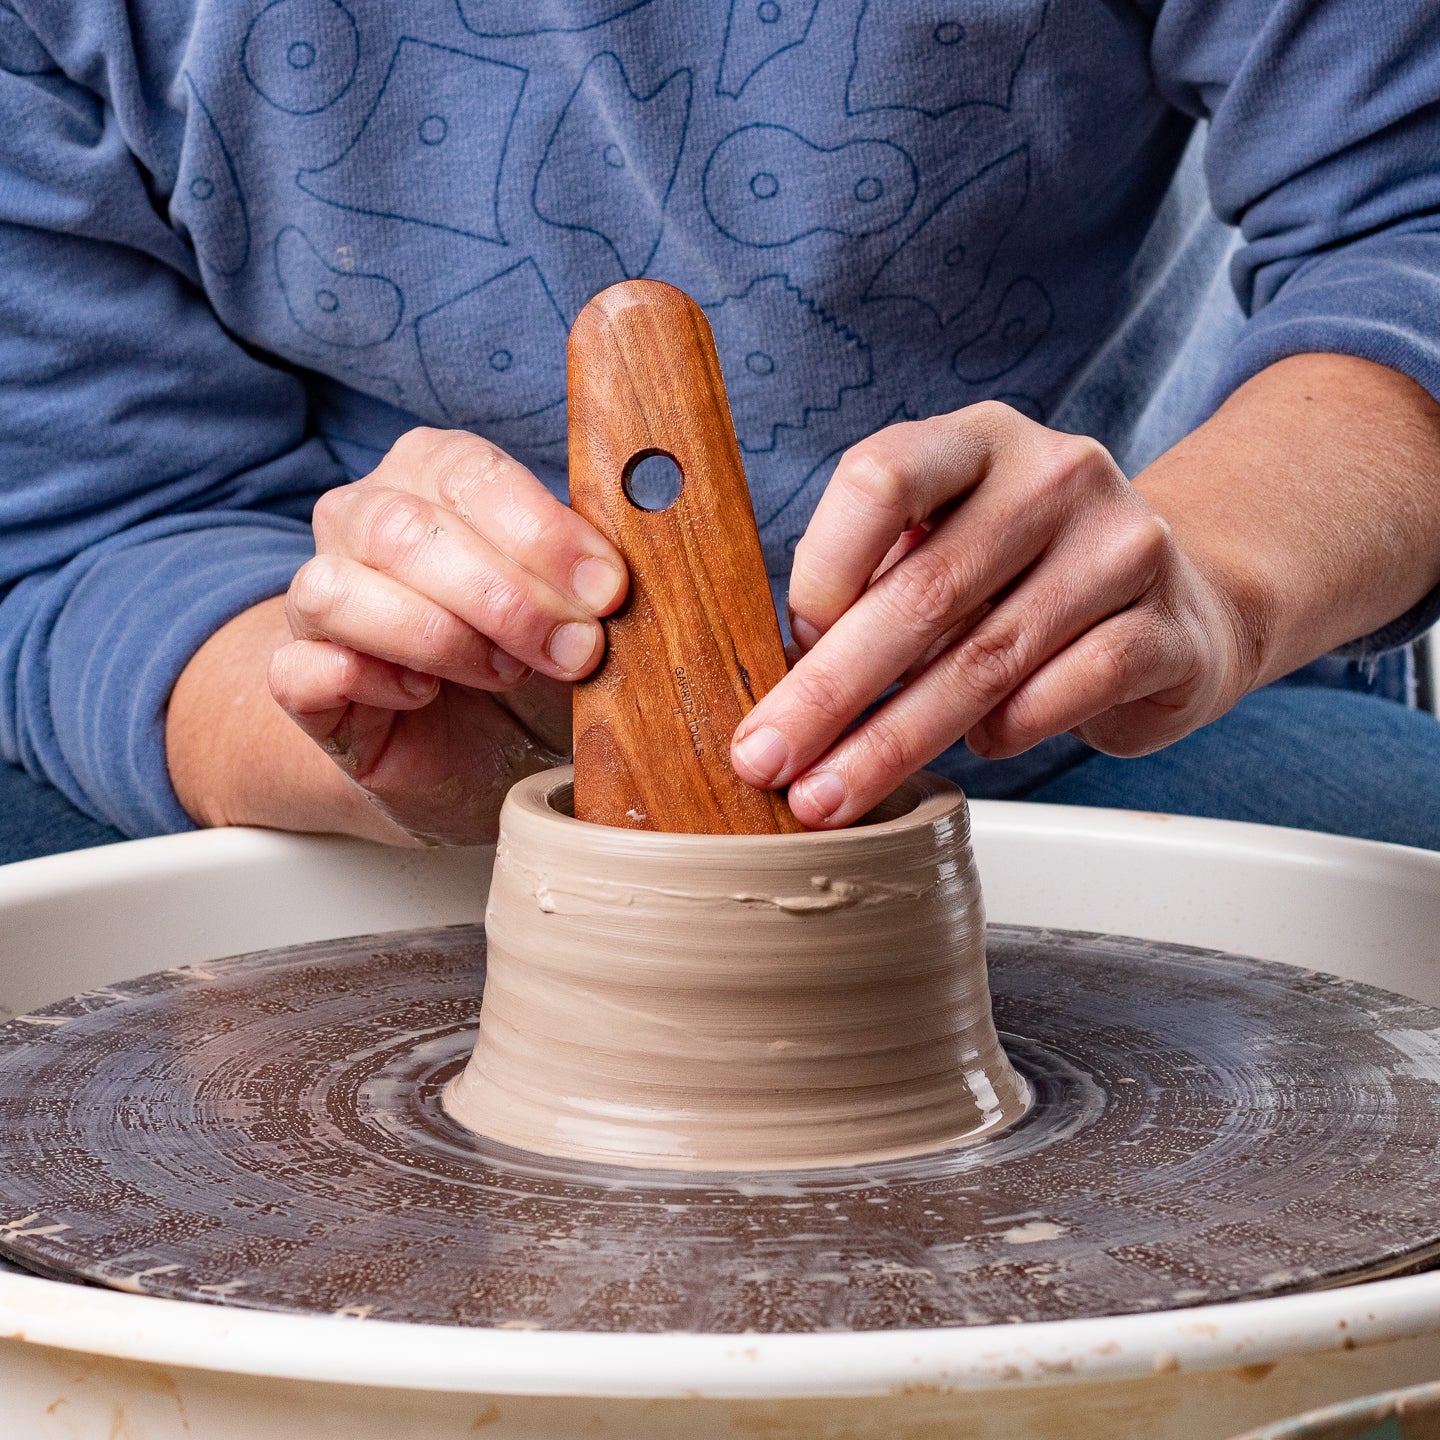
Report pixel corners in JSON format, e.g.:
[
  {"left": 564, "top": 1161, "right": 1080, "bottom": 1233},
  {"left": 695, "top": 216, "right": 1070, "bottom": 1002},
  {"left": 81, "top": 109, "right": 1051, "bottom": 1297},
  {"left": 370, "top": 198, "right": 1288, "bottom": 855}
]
[{"left": 623, "top": 451, "right": 683, "bottom": 512}]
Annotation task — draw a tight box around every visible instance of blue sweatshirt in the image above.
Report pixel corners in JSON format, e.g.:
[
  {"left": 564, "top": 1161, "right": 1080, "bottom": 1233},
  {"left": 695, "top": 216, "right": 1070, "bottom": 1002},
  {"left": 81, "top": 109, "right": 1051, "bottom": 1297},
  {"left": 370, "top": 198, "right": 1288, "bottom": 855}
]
[{"left": 2, "top": 0, "right": 1438, "bottom": 837}]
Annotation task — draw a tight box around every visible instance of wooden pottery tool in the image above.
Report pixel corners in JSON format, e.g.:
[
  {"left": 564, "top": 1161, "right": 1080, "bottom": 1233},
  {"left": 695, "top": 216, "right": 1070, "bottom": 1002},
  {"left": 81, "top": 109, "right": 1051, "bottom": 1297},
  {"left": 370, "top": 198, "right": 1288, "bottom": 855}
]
[{"left": 567, "top": 279, "right": 803, "bottom": 834}]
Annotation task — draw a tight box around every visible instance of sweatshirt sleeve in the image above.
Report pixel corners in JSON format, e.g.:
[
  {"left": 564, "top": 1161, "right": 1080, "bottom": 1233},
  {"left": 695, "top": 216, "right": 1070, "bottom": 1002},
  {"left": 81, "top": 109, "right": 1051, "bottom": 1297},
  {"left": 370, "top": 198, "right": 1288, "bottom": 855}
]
[
  {"left": 0, "top": 41, "right": 343, "bottom": 836},
  {"left": 1150, "top": 0, "right": 1440, "bottom": 657}
]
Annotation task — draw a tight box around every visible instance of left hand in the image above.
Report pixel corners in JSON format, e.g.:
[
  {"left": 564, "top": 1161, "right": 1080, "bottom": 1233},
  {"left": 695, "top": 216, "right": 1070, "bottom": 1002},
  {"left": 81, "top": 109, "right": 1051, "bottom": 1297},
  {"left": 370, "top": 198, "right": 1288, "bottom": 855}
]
[{"left": 730, "top": 402, "right": 1258, "bottom": 828}]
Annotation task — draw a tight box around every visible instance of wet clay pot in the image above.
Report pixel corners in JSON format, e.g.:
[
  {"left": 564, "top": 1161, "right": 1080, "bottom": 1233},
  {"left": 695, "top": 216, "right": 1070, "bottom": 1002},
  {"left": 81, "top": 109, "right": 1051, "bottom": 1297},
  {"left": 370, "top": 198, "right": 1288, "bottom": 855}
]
[{"left": 444, "top": 766, "right": 1029, "bottom": 1170}]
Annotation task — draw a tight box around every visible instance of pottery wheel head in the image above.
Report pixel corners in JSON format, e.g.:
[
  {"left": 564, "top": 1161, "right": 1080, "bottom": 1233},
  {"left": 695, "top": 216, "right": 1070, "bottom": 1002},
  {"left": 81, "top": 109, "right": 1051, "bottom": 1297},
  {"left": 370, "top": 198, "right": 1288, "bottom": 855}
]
[{"left": 0, "top": 926, "right": 1438, "bottom": 1330}]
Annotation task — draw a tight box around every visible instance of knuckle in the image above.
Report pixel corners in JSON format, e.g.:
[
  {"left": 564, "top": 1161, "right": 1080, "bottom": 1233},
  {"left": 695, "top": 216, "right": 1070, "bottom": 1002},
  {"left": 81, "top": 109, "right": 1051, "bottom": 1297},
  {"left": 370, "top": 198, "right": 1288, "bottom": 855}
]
[
  {"left": 1044, "top": 433, "right": 1113, "bottom": 487},
  {"left": 885, "top": 550, "right": 966, "bottom": 631},
  {"left": 288, "top": 555, "right": 347, "bottom": 630},
  {"left": 266, "top": 647, "right": 299, "bottom": 707},
  {"left": 415, "top": 604, "right": 461, "bottom": 661},
  {"left": 309, "top": 483, "right": 353, "bottom": 543},
  {"left": 966, "top": 398, "right": 1019, "bottom": 435},
  {"left": 997, "top": 687, "right": 1044, "bottom": 745},
  {"left": 432, "top": 434, "right": 510, "bottom": 518},
  {"left": 358, "top": 491, "right": 435, "bottom": 571},
  {"left": 787, "top": 664, "right": 853, "bottom": 730},
  {"left": 863, "top": 711, "right": 915, "bottom": 778},
  {"left": 1086, "top": 629, "right": 1137, "bottom": 698},
  {"left": 1108, "top": 510, "right": 1172, "bottom": 579},
  {"left": 386, "top": 425, "right": 447, "bottom": 470},
  {"left": 1079, "top": 710, "right": 1160, "bottom": 759},
  {"left": 468, "top": 573, "right": 533, "bottom": 641},
  {"left": 837, "top": 440, "right": 913, "bottom": 517},
  {"left": 956, "top": 623, "right": 1027, "bottom": 697}
]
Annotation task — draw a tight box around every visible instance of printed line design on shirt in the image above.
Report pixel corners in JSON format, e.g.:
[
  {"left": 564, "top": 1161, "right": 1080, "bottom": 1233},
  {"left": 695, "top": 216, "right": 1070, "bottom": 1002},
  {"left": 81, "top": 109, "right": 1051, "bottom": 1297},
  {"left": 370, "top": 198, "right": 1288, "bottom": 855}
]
[
  {"left": 455, "top": 0, "right": 654, "bottom": 39},
  {"left": 241, "top": 0, "right": 359, "bottom": 116},
  {"left": 296, "top": 38, "right": 526, "bottom": 243},
  {"left": 863, "top": 145, "right": 1030, "bottom": 328},
  {"left": 177, "top": 72, "right": 251, "bottom": 277},
  {"left": 273, "top": 226, "right": 403, "bottom": 347},
  {"left": 702, "top": 124, "right": 919, "bottom": 248},
  {"left": 416, "top": 257, "right": 570, "bottom": 431},
  {"left": 533, "top": 52, "right": 693, "bottom": 280},
  {"left": 717, "top": 0, "right": 821, "bottom": 99},
  {"left": 705, "top": 273, "right": 873, "bottom": 454},
  {"left": 951, "top": 276, "right": 1054, "bottom": 384},
  {"left": 846, "top": 0, "right": 1050, "bottom": 118}
]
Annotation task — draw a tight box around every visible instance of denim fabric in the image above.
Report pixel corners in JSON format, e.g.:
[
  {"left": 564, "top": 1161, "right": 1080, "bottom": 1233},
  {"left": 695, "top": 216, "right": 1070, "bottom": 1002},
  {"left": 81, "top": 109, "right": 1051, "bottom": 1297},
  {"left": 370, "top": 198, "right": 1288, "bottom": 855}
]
[
  {"left": 1270, "top": 649, "right": 1414, "bottom": 704},
  {"left": 928, "top": 648, "right": 1418, "bottom": 800},
  {"left": 1027, "top": 683, "right": 1440, "bottom": 850},
  {"left": 0, "top": 759, "right": 124, "bottom": 864}
]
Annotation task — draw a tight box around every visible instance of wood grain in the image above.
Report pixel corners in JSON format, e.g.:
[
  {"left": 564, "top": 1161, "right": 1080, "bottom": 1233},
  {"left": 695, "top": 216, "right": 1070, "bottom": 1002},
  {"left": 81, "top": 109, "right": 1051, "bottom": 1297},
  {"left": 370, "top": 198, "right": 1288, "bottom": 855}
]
[{"left": 568, "top": 280, "right": 802, "bottom": 833}]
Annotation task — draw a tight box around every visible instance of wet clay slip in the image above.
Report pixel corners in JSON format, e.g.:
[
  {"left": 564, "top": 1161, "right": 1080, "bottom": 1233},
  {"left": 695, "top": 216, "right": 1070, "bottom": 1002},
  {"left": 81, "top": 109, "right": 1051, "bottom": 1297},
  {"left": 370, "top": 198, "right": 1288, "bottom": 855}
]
[
  {"left": 6, "top": 918, "right": 1440, "bottom": 1323},
  {"left": 444, "top": 766, "right": 1030, "bottom": 1170}
]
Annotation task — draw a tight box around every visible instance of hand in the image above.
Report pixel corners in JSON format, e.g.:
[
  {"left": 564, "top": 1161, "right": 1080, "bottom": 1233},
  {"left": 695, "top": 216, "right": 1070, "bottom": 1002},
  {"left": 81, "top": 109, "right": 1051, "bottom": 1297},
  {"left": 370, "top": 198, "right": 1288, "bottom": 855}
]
[
  {"left": 730, "top": 402, "right": 1256, "bottom": 828},
  {"left": 267, "top": 427, "right": 628, "bottom": 843}
]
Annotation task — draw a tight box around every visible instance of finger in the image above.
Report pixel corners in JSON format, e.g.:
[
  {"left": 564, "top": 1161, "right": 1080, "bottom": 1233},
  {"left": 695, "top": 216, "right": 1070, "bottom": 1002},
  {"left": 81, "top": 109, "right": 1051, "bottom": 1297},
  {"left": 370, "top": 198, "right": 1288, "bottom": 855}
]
[
  {"left": 896, "top": 597, "right": 1007, "bottom": 685},
  {"left": 361, "top": 686, "right": 557, "bottom": 846},
  {"left": 368, "top": 428, "right": 628, "bottom": 616},
  {"left": 494, "top": 673, "right": 573, "bottom": 758},
  {"left": 734, "top": 471, "right": 1063, "bottom": 789},
  {"left": 286, "top": 554, "right": 531, "bottom": 691},
  {"left": 268, "top": 639, "right": 434, "bottom": 774},
  {"left": 977, "top": 609, "right": 1202, "bottom": 760},
  {"left": 787, "top": 402, "right": 1034, "bottom": 647},
  {"left": 320, "top": 485, "right": 606, "bottom": 680},
  {"left": 874, "top": 521, "right": 936, "bottom": 582},
  {"left": 788, "top": 522, "right": 937, "bottom": 657},
  {"left": 778, "top": 528, "right": 1164, "bottom": 827}
]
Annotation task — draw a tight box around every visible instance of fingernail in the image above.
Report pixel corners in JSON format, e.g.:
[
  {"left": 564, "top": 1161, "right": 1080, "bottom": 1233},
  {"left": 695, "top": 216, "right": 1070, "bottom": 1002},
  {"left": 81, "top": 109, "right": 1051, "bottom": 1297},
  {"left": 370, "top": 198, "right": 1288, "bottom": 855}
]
[
  {"left": 401, "top": 667, "right": 435, "bottom": 698},
  {"left": 733, "top": 725, "right": 788, "bottom": 785},
  {"left": 492, "top": 649, "right": 528, "bottom": 685},
  {"left": 789, "top": 613, "right": 822, "bottom": 650},
  {"left": 548, "top": 621, "right": 599, "bottom": 673},
  {"left": 791, "top": 769, "right": 845, "bottom": 821},
  {"left": 572, "top": 557, "right": 624, "bottom": 613}
]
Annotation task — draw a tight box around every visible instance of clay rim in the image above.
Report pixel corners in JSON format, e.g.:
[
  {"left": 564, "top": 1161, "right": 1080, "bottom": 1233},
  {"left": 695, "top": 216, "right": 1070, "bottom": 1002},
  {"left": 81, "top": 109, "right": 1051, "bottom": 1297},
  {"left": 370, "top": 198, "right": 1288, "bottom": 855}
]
[{"left": 511, "top": 765, "right": 967, "bottom": 853}]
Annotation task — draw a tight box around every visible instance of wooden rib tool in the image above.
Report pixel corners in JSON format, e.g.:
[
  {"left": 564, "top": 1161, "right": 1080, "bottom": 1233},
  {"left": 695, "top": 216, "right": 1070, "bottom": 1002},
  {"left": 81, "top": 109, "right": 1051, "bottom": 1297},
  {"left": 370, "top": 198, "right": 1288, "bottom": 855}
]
[{"left": 568, "top": 279, "right": 803, "bottom": 834}]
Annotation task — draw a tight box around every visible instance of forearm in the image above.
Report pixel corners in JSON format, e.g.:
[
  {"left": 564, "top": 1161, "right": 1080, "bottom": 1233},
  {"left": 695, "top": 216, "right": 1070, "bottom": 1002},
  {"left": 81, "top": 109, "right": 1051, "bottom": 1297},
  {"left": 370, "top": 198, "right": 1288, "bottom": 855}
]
[
  {"left": 166, "top": 596, "right": 414, "bottom": 843},
  {"left": 1136, "top": 353, "right": 1440, "bottom": 687}
]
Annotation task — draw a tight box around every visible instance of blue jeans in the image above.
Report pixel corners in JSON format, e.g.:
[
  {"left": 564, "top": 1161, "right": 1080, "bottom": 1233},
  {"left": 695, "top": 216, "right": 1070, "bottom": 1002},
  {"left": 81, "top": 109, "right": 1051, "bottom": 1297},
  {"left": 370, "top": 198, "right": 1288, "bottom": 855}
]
[
  {"left": 1, "top": 657, "right": 1437, "bottom": 863},
  {"left": 950, "top": 650, "right": 1440, "bottom": 852},
  {"left": 1027, "top": 684, "right": 1440, "bottom": 850},
  {"left": 0, "top": 763, "right": 125, "bottom": 864}
]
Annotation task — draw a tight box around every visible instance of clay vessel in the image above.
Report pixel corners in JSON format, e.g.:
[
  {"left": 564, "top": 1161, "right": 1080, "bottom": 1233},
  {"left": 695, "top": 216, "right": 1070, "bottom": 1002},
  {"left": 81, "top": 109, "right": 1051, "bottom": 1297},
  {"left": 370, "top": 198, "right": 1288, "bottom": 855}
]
[{"left": 444, "top": 766, "right": 1029, "bottom": 1170}]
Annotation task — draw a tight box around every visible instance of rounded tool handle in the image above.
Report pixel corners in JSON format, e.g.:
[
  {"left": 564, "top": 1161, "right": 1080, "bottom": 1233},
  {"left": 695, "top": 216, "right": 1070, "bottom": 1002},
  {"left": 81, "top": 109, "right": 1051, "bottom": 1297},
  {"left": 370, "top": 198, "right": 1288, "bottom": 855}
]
[{"left": 568, "top": 280, "right": 803, "bottom": 834}]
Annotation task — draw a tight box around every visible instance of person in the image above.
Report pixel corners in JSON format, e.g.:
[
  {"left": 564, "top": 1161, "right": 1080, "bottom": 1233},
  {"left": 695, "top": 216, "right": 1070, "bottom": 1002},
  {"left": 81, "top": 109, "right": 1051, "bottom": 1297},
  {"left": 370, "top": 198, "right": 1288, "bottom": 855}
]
[{"left": 1, "top": 0, "right": 1437, "bottom": 864}]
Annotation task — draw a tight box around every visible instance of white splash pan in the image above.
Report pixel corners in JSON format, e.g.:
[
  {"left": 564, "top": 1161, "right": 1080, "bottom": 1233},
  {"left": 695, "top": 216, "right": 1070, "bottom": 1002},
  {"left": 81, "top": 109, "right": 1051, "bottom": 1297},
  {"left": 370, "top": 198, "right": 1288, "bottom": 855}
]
[{"left": 0, "top": 802, "right": 1437, "bottom": 1439}]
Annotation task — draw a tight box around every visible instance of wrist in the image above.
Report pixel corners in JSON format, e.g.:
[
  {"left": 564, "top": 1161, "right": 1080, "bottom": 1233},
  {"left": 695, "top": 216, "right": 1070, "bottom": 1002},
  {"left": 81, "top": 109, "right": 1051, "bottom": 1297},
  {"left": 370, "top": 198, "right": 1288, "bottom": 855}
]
[
  {"left": 1137, "top": 353, "right": 1440, "bottom": 689},
  {"left": 1137, "top": 455, "right": 1305, "bottom": 696},
  {"left": 1178, "top": 525, "right": 1279, "bottom": 698},
  {"left": 167, "top": 597, "right": 417, "bottom": 845}
]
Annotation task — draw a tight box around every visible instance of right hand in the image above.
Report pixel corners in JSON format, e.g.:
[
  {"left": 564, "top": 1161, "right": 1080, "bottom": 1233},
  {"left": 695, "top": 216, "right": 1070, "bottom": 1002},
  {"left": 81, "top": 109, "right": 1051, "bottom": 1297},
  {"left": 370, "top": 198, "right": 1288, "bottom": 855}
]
[{"left": 268, "top": 427, "right": 628, "bottom": 844}]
